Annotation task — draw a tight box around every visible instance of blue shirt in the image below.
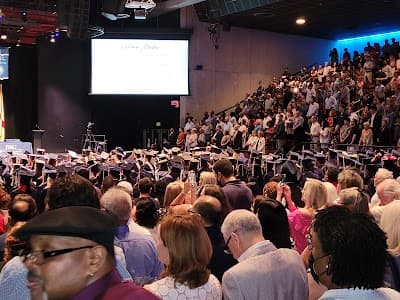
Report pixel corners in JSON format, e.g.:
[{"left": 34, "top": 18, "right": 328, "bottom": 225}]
[
  {"left": 115, "top": 225, "right": 163, "bottom": 286},
  {"left": 0, "top": 256, "right": 29, "bottom": 300}
]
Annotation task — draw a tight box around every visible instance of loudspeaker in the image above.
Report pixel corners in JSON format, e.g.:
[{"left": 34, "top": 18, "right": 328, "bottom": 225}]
[
  {"left": 208, "top": 0, "right": 268, "bottom": 18},
  {"left": 58, "top": 0, "right": 90, "bottom": 40}
]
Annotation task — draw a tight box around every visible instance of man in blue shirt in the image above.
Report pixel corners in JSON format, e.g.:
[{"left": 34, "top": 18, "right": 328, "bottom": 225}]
[{"left": 101, "top": 187, "right": 163, "bottom": 285}]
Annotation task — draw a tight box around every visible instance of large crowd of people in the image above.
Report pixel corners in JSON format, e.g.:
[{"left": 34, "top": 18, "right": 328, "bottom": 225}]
[
  {"left": 174, "top": 38, "right": 400, "bottom": 154},
  {"left": 0, "top": 40, "right": 400, "bottom": 299}
]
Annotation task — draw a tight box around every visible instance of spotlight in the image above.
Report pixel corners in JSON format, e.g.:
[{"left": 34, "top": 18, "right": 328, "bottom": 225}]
[
  {"left": 16, "top": 40, "right": 21, "bottom": 47},
  {"left": 0, "top": 34, "right": 7, "bottom": 40},
  {"left": 296, "top": 17, "right": 306, "bottom": 25},
  {"left": 21, "top": 11, "right": 28, "bottom": 22},
  {"left": 50, "top": 34, "right": 55, "bottom": 43},
  {"left": 54, "top": 29, "right": 61, "bottom": 38}
]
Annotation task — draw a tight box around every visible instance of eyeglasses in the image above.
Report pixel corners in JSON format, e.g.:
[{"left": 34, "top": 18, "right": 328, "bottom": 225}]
[
  {"left": 224, "top": 231, "right": 236, "bottom": 255},
  {"left": 224, "top": 235, "right": 233, "bottom": 255},
  {"left": 20, "top": 245, "right": 95, "bottom": 265}
]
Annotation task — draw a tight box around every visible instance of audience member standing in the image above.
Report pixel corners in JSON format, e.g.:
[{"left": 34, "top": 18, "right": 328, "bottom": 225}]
[
  {"left": 221, "top": 210, "right": 308, "bottom": 300},
  {"left": 213, "top": 159, "right": 253, "bottom": 210}
]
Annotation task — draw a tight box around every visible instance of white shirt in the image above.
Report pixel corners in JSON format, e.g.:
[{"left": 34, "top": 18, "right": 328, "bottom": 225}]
[
  {"left": 320, "top": 127, "right": 331, "bottom": 144},
  {"left": 324, "top": 96, "right": 337, "bottom": 111},
  {"left": 128, "top": 218, "right": 152, "bottom": 236},
  {"left": 145, "top": 274, "right": 222, "bottom": 300},
  {"left": 306, "top": 88, "right": 316, "bottom": 103},
  {"left": 370, "top": 200, "right": 400, "bottom": 224},
  {"left": 310, "top": 122, "right": 321, "bottom": 138},
  {"left": 265, "top": 97, "right": 274, "bottom": 110},
  {"left": 370, "top": 112, "right": 376, "bottom": 127},
  {"left": 370, "top": 193, "right": 380, "bottom": 206},
  {"left": 262, "top": 116, "right": 272, "bottom": 129}
]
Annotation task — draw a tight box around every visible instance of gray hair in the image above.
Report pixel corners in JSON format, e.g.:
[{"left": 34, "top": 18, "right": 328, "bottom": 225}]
[
  {"left": 117, "top": 180, "right": 134, "bottom": 196},
  {"left": 374, "top": 168, "right": 393, "bottom": 186},
  {"left": 221, "top": 209, "right": 262, "bottom": 238},
  {"left": 378, "top": 179, "right": 400, "bottom": 200},
  {"left": 100, "top": 187, "right": 132, "bottom": 223}
]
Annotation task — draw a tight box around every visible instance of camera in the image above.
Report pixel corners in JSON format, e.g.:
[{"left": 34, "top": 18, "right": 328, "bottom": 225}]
[{"left": 279, "top": 174, "right": 287, "bottom": 186}]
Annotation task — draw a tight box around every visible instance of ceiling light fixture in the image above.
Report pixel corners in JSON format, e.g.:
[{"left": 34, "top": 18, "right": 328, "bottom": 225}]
[
  {"left": 296, "top": 17, "right": 306, "bottom": 25},
  {"left": 0, "top": 34, "right": 7, "bottom": 40},
  {"left": 50, "top": 34, "right": 55, "bottom": 43},
  {"left": 16, "top": 40, "right": 21, "bottom": 47},
  {"left": 21, "top": 11, "right": 28, "bottom": 22}
]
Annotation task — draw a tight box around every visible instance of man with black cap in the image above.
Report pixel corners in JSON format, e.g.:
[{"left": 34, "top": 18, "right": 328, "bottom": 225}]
[{"left": 17, "top": 206, "right": 159, "bottom": 300}]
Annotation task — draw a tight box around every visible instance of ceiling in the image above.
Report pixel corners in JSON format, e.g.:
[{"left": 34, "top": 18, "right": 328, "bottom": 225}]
[
  {"left": 0, "top": 0, "right": 399, "bottom": 45},
  {"left": 194, "top": 0, "right": 400, "bottom": 40},
  {"left": 0, "top": 0, "right": 57, "bottom": 45}
]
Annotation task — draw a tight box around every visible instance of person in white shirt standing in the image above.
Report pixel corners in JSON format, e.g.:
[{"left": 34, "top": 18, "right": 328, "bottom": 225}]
[
  {"left": 221, "top": 210, "right": 308, "bottom": 300},
  {"left": 307, "top": 96, "right": 319, "bottom": 119},
  {"left": 308, "top": 116, "right": 321, "bottom": 152}
]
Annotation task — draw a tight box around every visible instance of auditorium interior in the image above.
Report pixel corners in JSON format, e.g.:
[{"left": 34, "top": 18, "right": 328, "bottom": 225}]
[{"left": 0, "top": 0, "right": 398, "bottom": 153}]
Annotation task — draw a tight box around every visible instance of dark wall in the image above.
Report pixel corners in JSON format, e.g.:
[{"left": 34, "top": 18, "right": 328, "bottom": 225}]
[
  {"left": 38, "top": 38, "right": 91, "bottom": 152},
  {"left": 37, "top": 38, "right": 180, "bottom": 152},
  {"left": 3, "top": 6, "right": 182, "bottom": 153},
  {"left": 3, "top": 46, "right": 38, "bottom": 141},
  {"left": 91, "top": 95, "right": 179, "bottom": 150}
]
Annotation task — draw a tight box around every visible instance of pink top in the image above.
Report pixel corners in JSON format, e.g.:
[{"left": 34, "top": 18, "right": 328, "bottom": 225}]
[
  {"left": 288, "top": 209, "right": 312, "bottom": 254},
  {"left": 0, "top": 213, "right": 5, "bottom": 235}
]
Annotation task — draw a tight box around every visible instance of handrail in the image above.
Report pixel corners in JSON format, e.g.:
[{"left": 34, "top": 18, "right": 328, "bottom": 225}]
[
  {"left": 287, "top": 142, "right": 396, "bottom": 156},
  {"left": 216, "top": 99, "right": 246, "bottom": 116},
  {"left": 216, "top": 62, "right": 318, "bottom": 116}
]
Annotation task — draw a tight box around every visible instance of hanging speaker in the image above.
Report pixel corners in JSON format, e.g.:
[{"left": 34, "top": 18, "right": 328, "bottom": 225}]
[{"left": 58, "top": 0, "right": 90, "bottom": 40}]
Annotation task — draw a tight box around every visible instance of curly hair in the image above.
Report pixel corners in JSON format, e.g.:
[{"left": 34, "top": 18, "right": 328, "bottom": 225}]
[
  {"left": 313, "top": 206, "right": 387, "bottom": 289},
  {"left": 263, "top": 181, "right": 278, "bottom": 199},
  {"left": 4, "top": 222, "right": 26, "bottom": 262},
  {"left": 0, "top": 187, "right": 11, "bottom": 210}
]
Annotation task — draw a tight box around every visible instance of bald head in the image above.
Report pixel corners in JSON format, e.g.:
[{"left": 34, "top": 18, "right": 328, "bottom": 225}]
[
  {"left": 9, "top": 194, "right": 38, "bottom": 226},
  {"left": 193, "top": 195, "right": 222, "bottom": 226}
]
